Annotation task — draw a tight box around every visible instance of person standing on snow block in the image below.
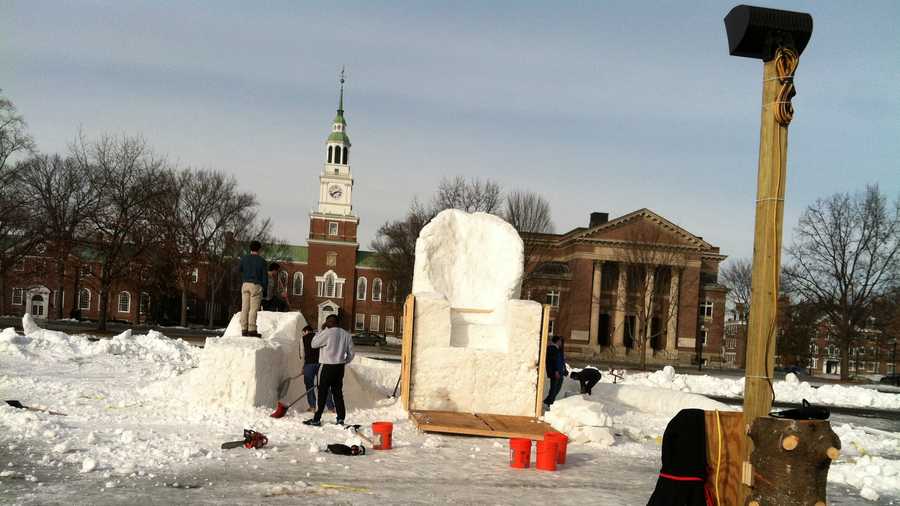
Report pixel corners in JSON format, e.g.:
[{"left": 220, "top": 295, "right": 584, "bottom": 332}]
[
  {"left": 304, "top": 314, "right": 354, "bottom": 426},
  {"left": 263, "top": 262, "right": 288, "bottom": 312},
  {"left": 239, "top": 240, "right": 267, "bottom": 337},
  {"left": 570, "top": 367, "right": 601, "bottom": 395},
  {"left": 543, "top": 335, "right": 567, "bottom": 408},
  {"left": 301, "top": 325, "right": 334, "bottom": 412}
]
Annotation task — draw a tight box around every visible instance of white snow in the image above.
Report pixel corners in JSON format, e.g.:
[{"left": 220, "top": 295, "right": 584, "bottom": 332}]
[
  {"left": 611, "top": 366, "right": 900, "bottom": 411},
  {"left": 409, "top": 210, "right": 543, "bottom": 416},
  {"left": 0, "top": 315, "right": 897, "bottom": 504}
]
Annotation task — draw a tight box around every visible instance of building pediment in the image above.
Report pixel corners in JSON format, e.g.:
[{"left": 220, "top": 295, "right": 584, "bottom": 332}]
[{"left": 566, "top": 209, "right": 714, "bottom": 251}]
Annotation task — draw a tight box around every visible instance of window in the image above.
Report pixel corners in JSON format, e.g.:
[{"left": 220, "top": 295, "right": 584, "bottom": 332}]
[
  {"left": 385, "top": 316, "right": 395, "bottom": 334},
  {"left": 117, "top": 291, "right": 131, "bottom": 313},
  {"left": 191, "top": 268, "right": 199, "bottom": 284},
  {"left": 78, "top": 288, "right": 91, "bottom": 310},
  {"left": 317, "top": 271, "right": 344, "bottom": 298},
  {"left": 372, "top": 278, "right": 383, "bottom": 302},
  {"left": 139, "top": 292, "right": 150, "bottom": 315},
  {"left": 701, "top": 300, "right": 714, "bottom": 319},
  {"left": 278, "top": 270, "right": 288, "bottom": 293},
  {"left": 344, "top": 147, "right": 349, "bottom": 164},
  {"left": 292, "top": 272, "right": 304, "bottom": 296},
  {"left": 700, "top": 326, "right": 708, "bottom": 345},
  {"left": 387, "top": 281, "right": 398, "bottom": 302},
  {"left": 326, "top": 252, "right": 337, "bottom": 267},
  {"left": 14, "top": 259, "right": 24, "bottom": 271},
  {"left": 546, "top": 290, "right": 560, "bottom": 308},
  {"left": 327, "top": 145, "right": 333, "bottom": 164},
  {"left": 548, "top": 319, "right": 556, "bottom": 335},
  {"left": 11, "top": 288, "right": 24, "bottom": 305},
  {"left": 357, "top": 277, "right": 367, "bottom": 300},
  {"left": 370, "top": 315, "right": 380, "bottom": 332},
  {"left": 355, "top": 313, "right": 366, "bottom": 331},
  {"left": 334, "top": 168, "right": 339, "bottom": 175},
  {"left": 328, "top": 222, "right": 339, "bottom": 236}
]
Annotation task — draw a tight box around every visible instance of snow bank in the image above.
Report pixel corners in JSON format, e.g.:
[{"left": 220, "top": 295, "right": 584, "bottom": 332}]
[
  {"left": 158, "top": 311, "right": 307, "bottom": 409},
  {"left": 409, "top": 210, "right": 542, "bottom": 416},
  {"left": 617, "top": 366, "right": 900, "bottom": 410},
  {"left": 545, "top": 381, "right": 733, "bottom": 446},
  {"left": 830, "top": 455, "right": 900, "bottom": 501}
]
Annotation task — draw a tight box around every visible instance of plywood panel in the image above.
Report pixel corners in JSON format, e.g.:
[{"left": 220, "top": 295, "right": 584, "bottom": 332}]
[
  {"left": 411, "top": 410, "right": 552, "bottom": 440},
  {"left": 400, "top": 295, "right": 415, "bottom": 412},
  {"left": 534, "top": 304, "right": 550, "bottom": 417},
  {"left": 705, "top": 410, "right": 745, "bottom": 506}
]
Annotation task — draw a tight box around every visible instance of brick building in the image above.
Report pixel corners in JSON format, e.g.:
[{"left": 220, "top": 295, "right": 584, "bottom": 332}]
[
  {"left": 2, "top": 81, "right": 404, "bottom": 335},
  {"left": 522, "top": 210, "right": 728, "bottom": 366}
]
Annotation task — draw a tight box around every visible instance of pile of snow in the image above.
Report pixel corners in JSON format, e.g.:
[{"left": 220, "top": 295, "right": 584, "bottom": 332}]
[
  {"left": 152, "top": 311, "right": 307, "bottom": 409},
  {"left": 830, "top": 455, "right": 900, "bottom": 502},
  {"left": 616, "top": 366, "right": 900, "bottom": 410},
  {"left": 409, "top": 210, "right": 543, "bottom": 417},
  {"left": 544, "top": 380, "right": 733, "bottom": 446}
]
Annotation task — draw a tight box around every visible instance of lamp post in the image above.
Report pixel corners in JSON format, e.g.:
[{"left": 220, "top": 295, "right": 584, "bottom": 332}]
[{"left": 724, "top": 4, "right": 813, "bottom": 503}]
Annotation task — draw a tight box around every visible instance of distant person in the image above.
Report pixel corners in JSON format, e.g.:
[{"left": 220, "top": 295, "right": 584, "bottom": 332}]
[
  {"left": 304, "top": 314, "right": 354, "bottom": 426},
  {"left": 263, "top": 262, "right": 288, "bottom": 312},
  {"left": 301, "top": 325, "right": 334, "bottom": 412},
  {"left": 543, "top": 335, "right": 567, "bottom": 408},
  {"left": 570, "top": 367, "right": 601, "bottom": 395},
  {"left": 239, "top": 240, "right": 267, "bottom": 337}
]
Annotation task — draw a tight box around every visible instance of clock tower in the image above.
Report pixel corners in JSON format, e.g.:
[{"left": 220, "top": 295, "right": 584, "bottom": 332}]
[{"left": 309, "top": 70, "right": 359, "bottom": 245}]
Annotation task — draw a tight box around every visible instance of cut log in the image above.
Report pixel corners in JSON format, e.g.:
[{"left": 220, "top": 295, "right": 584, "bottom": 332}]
[{"left": 747, "top": 416, "right": 840, "bottom": 506}]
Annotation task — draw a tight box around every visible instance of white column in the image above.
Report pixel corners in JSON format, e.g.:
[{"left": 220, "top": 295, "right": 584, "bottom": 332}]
[
  {"left": 666, "top": 268, "right": 680, "bottom": 353},
  {"left": 589, "top": 261, "right": 603, "bottom": 346},
  {"left": 613, "top": 264, "right": 627, "bottom": 349},
  {"left": 642, "top": 268, "right": 655, "bottom": 354}
]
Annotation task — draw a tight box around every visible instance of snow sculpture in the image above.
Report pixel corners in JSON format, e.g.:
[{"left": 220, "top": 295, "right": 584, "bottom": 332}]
[
  {"left": 410, "top": 210, "right": 543, "bottom": 416},
  {"left": 190, "top": 311, "right": 308, "bottom": 408}
]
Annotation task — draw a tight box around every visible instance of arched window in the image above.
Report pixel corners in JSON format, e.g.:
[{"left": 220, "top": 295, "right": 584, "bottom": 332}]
[
  {"left": 78, "top": 288, "right": 91, "bottom": 311},
  {"left": 117, "top": 291, "right": 131, "bottom": 313},
  {"left": 357, "top": 277, "right": 367, "bottom": 301},
  {"left": 139, "top": 292, "right": 151, "bottom": 315},
  {"left": 335, "top": 145, "right": 342, "bottom": 164},
  {"left": 343, "top": 146, "right": 349, "bottom": 165},
  {"left": 316, "top": 270, "right": 344, "bottom": 299},
  {"left": 328, "top": 145, "right": 333, "bottom": 163},
  {"left": 372, "top": 278, "right": 383, "bottom": 302},
  {"left": 387, "top": 280, "right": 398, "bottom": 302},
  {"left": 292, "top": 272, "right": 304, "bottom": 296}
]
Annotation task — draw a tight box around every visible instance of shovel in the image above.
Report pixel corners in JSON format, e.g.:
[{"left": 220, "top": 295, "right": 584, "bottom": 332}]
[
  {"left": 270, "top": 384, "right": 318, "bottom": 418},
  {"left": 5, "top": 400, "right": 66, "bottom": 416},
  {"left": 345, "top": 424, "right": 376, "bottom": 446}
]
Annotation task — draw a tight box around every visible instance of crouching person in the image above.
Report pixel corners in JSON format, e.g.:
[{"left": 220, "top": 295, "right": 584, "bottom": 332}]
[
  {"left": 304, "top": 314, "right": 354, "bottom": 426},
  {"left": 570, "top": 367, "right": 602, "bottom": 395}
]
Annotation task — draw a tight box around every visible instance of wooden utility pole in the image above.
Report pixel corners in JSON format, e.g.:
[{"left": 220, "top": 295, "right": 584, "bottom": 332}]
[{"left": 723, "top": 5, "right": 813, "bottom": 504}]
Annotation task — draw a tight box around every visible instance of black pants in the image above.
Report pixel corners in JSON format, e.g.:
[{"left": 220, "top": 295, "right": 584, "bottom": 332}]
[
  {"left": 543, "top": 376, "right": 563, "bottom": 406},
  {"left": 315, "top": 363, "right": 346, "bottom": 422}
]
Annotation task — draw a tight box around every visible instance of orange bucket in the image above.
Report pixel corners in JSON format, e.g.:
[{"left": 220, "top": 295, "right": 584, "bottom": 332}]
[
  {"left": 543, "top": 432, "right": 569, "bottom": 464},
  {"left": 535, "top": 439, "right": 559, "bottom": 471},
  {"left": 372, "top": 421, "right": 393, "bottom": 450},
  {"left": 509, "top": 438, "right": 532, "bottom": 468}
]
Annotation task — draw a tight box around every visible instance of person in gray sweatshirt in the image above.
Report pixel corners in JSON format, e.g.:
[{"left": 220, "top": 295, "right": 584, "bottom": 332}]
[{"left": 303, "top": 314, "right": 354, "bottom": 426}]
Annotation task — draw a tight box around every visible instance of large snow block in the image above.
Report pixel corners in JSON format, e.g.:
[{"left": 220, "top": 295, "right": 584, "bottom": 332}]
[
  {"left": 190, "top": 311, "right": 307, "bottom": 408},
  {"left": 409, "top": 210, "right": 543, "bottom": 417}
]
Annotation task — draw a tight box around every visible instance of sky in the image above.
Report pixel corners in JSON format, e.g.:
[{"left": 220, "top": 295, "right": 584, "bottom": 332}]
[{"left": 3, "top": 0, "right": 898, "bottom": 264}]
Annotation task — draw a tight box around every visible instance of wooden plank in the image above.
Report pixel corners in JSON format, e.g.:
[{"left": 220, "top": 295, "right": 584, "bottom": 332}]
[
  {"left": 534, "top": 304, "right": 551, "bottom": 417},
  {"left": 411, "top": 410, "right": 552, "bottom": 440},
  {"left": 400, "top": 294, "right": 415, "bottom": 412},
  {"left": 705, "top": 410, "right": 745, "bottom": 506}
]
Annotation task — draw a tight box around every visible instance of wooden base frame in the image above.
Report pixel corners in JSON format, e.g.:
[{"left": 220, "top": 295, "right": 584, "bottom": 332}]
[{"left": 400, "top": 295, "right": 552, "bottom": 439}]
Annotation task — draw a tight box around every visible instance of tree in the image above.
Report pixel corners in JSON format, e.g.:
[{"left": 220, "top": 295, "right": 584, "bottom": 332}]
[
  {"left": 784, "top": 185, "right": 900, "bottom": 381},
  {"left": 0, "top": 91, "right": 37, "bottom": 312},
  {"left": 87, "top": 134, "right": 170, "bottom": 331},
  {"left": 164, "top": 168, "right": 257, "bottom": 326},
  {"left": 370, "top": 199, "right": 433, "bottom": 298},
  {"left": 433, "top": 176, "right": 502, "bottom": 214},
  {"left": 504, "top": 190, "right": 554, "bottom": 278},
  {"left": 613, "top": 225, "right": 692, "bottom": 371},
  {"left": 20, "top": 149, "right": 101, "bottom": 319},
  {"left": 777, "top": 299, "right": 818, "bottom": 369},
  {"left": 721, "top": 258, "right": 752, "bottom": 319}
]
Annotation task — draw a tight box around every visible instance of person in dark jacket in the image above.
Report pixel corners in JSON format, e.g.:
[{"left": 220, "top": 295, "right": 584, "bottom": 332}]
[
  {"left": 543, "top": 335, "right": 567, "bottom": 407},
  {"left": 239, "top": 241, "right": 267, "bottom": 337},
  {"left": 301, "top": 325, "right": 334, "bottom": 412},
  {"left": 570, "top": 367, "right": 602, "bottom": 395},
  {"left": 646, "top": 408, "right": 709, "bottom": 506}
]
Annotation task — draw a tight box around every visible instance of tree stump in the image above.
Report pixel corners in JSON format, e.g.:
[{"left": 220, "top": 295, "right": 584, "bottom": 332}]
[{"left": 747, "top": 417, "right": 841, "bottom": 506}]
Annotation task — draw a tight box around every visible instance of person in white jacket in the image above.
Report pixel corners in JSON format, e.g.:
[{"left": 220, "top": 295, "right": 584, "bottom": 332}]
[{"left": 303, "top": 314, "right": 355, "bottom": 426}]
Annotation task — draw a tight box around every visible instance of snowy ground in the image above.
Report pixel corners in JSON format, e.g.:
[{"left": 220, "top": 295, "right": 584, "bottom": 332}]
[{"left": 1, "top": 324, "right": 898, "bottom": 505}]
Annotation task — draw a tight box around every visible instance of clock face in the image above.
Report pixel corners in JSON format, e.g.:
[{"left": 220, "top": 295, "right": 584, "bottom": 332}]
[{"left": 328, "top": 185, "right": 343, "bottom": 199}]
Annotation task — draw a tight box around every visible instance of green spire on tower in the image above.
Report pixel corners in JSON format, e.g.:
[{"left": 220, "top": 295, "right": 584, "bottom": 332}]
[{"left": 328, "top": 67, "right": 350, "bottom": 145}]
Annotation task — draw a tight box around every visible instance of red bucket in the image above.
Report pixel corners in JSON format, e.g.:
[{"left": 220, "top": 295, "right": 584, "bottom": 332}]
[
  {"left": 509, "top": 438, "right": 532, "bottom": 469},
  {"left": 372, "top": 421, "right": 393, "bottom": 450},
  {"left": 543, "top": 432, "right": 569, "bottom": 465},
  {"left": 535, "top": 439, "right": 559, "bottom": 471}
]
